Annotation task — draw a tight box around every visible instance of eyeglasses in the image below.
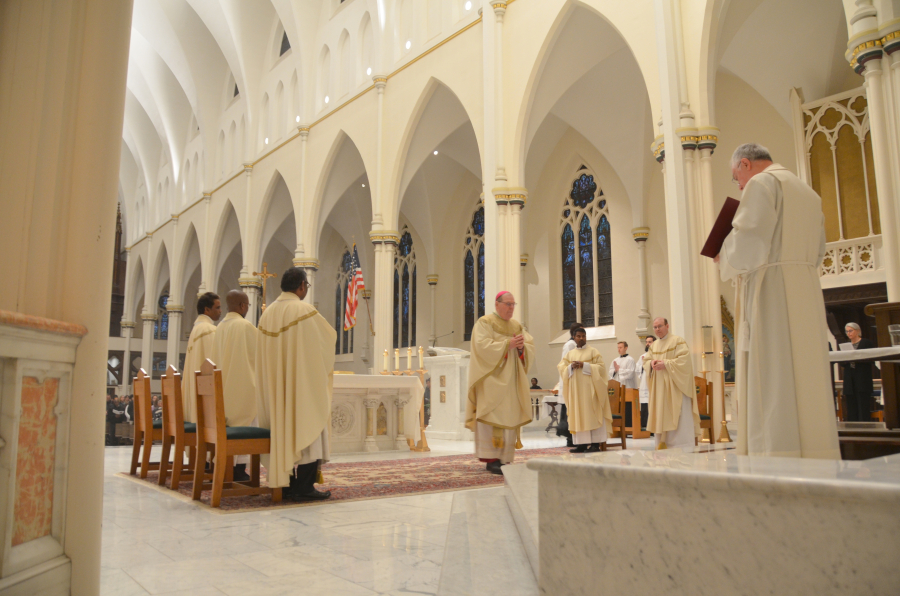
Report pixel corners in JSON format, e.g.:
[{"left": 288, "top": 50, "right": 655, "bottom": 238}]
[
  {"left": 498, "top": 301, "right": 517, "bottom": 307},
  {"left": 303, "top": 281, "right": 312, "bottom": 288},
  {"left": 731, "top": 176, "right": 739, "bottom": 186}
]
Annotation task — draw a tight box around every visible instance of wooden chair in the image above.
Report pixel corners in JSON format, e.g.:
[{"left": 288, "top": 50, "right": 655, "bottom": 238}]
[
  {"left": 129, "top": 369, "right": 162, "bottom": 478},
  {"left": 694, "top": 376, "right": 714, "bottom": 444},
  {"left": 623, "top": 388, "right": 650, "bottom": 439},
  {"left": 607, "top": 379, "right": 627, "bottom": 449},
  {"left": 192, "top": 359, "right": 282, "bottom": 508},
  {"left": 158, "top": 365, "right": 199, "bottom": 490}
]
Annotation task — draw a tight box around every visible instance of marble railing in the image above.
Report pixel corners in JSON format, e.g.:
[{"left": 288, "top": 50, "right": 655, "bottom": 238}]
[{"left": 819, "top": 235, "right": 882, "bottom": 278}]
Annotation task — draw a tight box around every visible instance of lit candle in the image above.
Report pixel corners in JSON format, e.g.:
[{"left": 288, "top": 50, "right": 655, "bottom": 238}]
[
  {"left": 406, "top": 347, "right": 412, "bottom": 371},
  {"left": 418, "top": 346, "right": 424, "bottom": 370},
  {"left": 720, "top": 351, "right": 724, "bottom": 371},
  {"left": 395, "top": 349, "right": 400, "bottom": 371},
  {"left": 701, "top": 353, "right": 706, "bottom": 373},
  {"left": 383, "top": 349, "right": 389, "bottom": 372}
]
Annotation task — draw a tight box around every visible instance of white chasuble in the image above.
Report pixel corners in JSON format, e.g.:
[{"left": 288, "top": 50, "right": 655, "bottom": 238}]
[
  {"left": 256, "top": 292, "right": 337, "bottom": 488},
  {"left": 212, "top": 312, "right": 258, "bottom": 427},
  {"left": 719, "top": 164, "right": 840, "bottom": 460},
  {"left": 182, "top": 315, "right": 217, "bottom": 423},
  {"left": 466, "top": 313, "right": 534, "bottom": 454},
  {"left": 556, "top": 339, "right": 577, "bottom": 405},
  {"left": 643, "top": 334, "right": 700, "bottom": 438},
  {"left": 557, "top": 347, "right": 612, "bottom": 437}
]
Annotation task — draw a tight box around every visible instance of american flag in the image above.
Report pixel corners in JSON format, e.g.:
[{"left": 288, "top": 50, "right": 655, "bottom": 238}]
[{"left": 344, "top": 244, "right": 366, "bottom": 331}]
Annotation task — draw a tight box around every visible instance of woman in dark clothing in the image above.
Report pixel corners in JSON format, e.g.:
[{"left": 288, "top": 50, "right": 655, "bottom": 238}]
[{"left": 842, "top": 322, "right": 875, "bottom": 422}]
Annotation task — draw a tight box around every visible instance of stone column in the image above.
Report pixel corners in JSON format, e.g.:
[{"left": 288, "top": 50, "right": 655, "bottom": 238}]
[
  {"left": 372, "top": 76, "right": 388, "bottom": 227},
  {"left": 492, "top": 188, "right": 527, "bottom": 304},
  {"left": 295, "top": 125, "right": 310, "bottom": 261},
  {"left": 121, "top": 321, "right": 135, "bottom": 389},
  {"left": 200, "top": 192, "right": 213, "bottom": 294},
  {"left": 632, "top": 228, "right": 651, "bottom": 337},
  {"left": 851, "top": 42, "right": 900, "bottom": 298},
  {"left": 519, "top": 255, "right": 528, "bottom": 328},
  {"left": 394, "top": 396, "right": 410, "bottom": 450},
  {"left": 292, "top": 260, "right": 318, "bottom": 305},
  {"left": 140, "top": 312, "right": 157, "bottom": 376},
  {"left": 363, "top": 396, "right": 380, "bottom": 452},
  {"left": 427, "top": 275, "right": 438, "bottom": 345},
  {"left": 238, "top": 277, "right": 261, "bottom": 324},
  {"left": 370, "top": 232, "right": 398, "bottom": 372},
  {"left": 165, "top": 304, "right": 183, "bottom": 373},
  {"left": 490, "top": 1, "right": 507, "bottom": 183}
]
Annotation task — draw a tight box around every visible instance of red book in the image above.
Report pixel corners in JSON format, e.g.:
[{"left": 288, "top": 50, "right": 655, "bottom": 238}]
[{"left": 701, "top": 197, "right": 740, "bottom": 258}]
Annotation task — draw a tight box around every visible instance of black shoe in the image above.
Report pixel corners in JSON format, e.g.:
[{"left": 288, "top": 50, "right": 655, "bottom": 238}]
[
  {"left": 565, "top": 438, "right": 574, "bottom": 447},
  {"left": 585, "top": 443, "right": 601, "bottom": 453},
  {"left": 289, "top": 487, "right": 331, "bottom": 501},
  {"left": 569, "top": 444, "right": 587, "bottom": 453},
  {"left": 486, "top": 460, "right": 504, "bottom": 475},
  {"left": 233, "top": 464, "right": 250, "bottom": 482}
]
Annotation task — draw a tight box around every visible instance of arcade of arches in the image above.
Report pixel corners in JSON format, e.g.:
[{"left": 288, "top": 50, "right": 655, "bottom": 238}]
[{"left": 4, "top": 0, "right": 900, "bottom": 594}]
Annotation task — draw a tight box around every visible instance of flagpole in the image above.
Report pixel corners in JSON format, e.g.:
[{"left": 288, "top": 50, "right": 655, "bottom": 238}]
[{"left": 363, "top": 293, "right": 375, "bottom": 336}]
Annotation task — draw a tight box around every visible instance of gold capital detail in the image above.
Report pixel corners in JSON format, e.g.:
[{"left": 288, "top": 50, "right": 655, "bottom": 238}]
[
  {"left": 370, "top": 231, "right": 400, "bottom": 245},
  {"left": 293, "top": 259, "right": 319, "bottom": 270},
  {"left": 427, "top": 275, "right": 439, "bottom": 285}
]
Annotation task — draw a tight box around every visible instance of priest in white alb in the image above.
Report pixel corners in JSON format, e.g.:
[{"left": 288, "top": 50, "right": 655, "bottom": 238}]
[
  {"left": 466, "top": 292, "right": 534, "bottom": 474},
  {"left": 182, "top": 292, "right": 220, "bottom": 423},
  {"left": 716, "top": 143, "right": 840, "bottom": 459},
  {"left": 212, "top": 289, "right": 258, "bottom": 481},
  {"left": 558, "top": 326, "right": 612, "bottom": 453},
  {"left": 644, "top": 317, "right": 701, "bottom": 450},
  {"left": 256, "top": 267, "right": 336, "bottom": 500}
]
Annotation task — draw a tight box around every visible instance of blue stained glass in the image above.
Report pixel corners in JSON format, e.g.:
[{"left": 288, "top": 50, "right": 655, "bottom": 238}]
[
  {"left": 563, "top": 209, "right": 570, "bottom": 218},
  {"left": 579, "top": 216, "right": 594, "bottom": 325},
  {"left": 561, "top": 224, "right": 576, "bottom": 328},
  {"left": 402, "top": 264, "right": 410, "bottom": 348},
  {"left": 472, "top": 207, "right": 484, "bottom": 236},
  {"left": 477, "top": 243, "right": 485, "bottom": 319},
  {"left": 155, "top": 294, "right": 169, "bottom": 340},
  {"left": 599, "top": 199, "right": 606, "bottom": 209},
  {"left": 335, "top": 284, "right": 341, "bottom": 354},
  {"left": 342, "top": 283, "right": 349, "bottom": 353},
  {"left": 570, "top": 174, "right": 597, "bottom": 208},
  {"left": 464, "top": 252, "right": 475, "bottom": 340},
  {"left": 596, "top": 215, "right": 614, "bottom": 325},
  {"left": 399, "top": 231, "right": 413, "bottom": 257},
  {"left": 393, "top": 269, "right": 400, "bottom": 349},
  {"left": 341, "top": 251, "right": 352, "bottom": 273},
  {"left": 411, "top": 267, "right": 417, "bottom": 348}
]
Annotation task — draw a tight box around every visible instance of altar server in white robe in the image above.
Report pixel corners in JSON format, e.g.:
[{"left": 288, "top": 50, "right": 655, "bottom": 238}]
[
  {"left": 558, "top": 327, "right": 612, "bottom": 453},
  {"left": 257, "top": 267, "right": 336, "bottom": 500},
  {"left": 717, "top": 143, "right": 840, "bottom": 459},
  {"left": 637, "top": 335, "right": 655, "bottom": 429},
  {"left": 212, "top": 289, "right": 258, "bottom": 481},
  {"left": 644, "top": 318, "right": 701, "bottom": 450},
  {"left": 182, "top": 292, "right": 220, "bottom": 423},
  {"left": 609, "top": 341, "right": 638, "bottom": 389},
  {"left": 466, "top": 292, "right": 535, "bottom": 474}
]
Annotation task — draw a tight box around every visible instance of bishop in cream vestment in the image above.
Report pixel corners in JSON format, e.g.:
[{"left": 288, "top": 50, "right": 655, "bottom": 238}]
[
  {"left": 256, "top": 289, "right": 336, "bottom": 490},
  {"left": 182, "top": 292, "right": 220, "bottom": 424},
  {"left": 558, "top": 341, "right": 612, "bottom": 448},
  {"left": 466, "top": 293, "right": 534, "bottom": 468},
  {"left": 643, "top": 321, "right": 700, "bottom": 450},
  {"left": 719, "top": 153, "right": 840, "bottom": 459}
]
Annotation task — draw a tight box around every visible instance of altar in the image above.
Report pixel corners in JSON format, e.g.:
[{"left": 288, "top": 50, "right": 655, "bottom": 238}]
[{"left": 330, "top": 374, "right": 424, "bottom": 453}]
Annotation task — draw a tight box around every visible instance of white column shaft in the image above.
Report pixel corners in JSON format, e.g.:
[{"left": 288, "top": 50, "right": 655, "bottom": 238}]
[{"left": 166, "top": 311, "right": 181, "bottom": 372}]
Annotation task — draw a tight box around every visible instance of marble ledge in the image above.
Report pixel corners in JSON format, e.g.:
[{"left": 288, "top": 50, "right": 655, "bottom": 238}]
[
  {"left": 0, "top": 309, "right": 87, "bottom": 337},
  {"left": 526, "top": 449, "right": 900, "bottom": 502}
]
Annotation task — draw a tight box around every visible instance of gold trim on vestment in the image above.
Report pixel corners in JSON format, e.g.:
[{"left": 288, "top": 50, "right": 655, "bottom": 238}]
[
  {"left": 187, "top": 329, "right": 215, "bottom": 353},
  {"left": 648, "top": 340, "right": 687, "bottom": 356},
  {"left": 258, "top": 310, "right": 320, "bottom": 337}
]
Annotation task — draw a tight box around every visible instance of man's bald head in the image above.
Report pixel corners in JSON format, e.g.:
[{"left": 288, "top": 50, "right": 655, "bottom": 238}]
[{"left": 226, "top": 289, "right": 250, "bottom": 318}]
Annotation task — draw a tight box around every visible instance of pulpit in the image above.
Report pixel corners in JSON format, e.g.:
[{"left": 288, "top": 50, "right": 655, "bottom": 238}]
[{"left": 424, "top": 348, "right": 473, "bottom": 441}]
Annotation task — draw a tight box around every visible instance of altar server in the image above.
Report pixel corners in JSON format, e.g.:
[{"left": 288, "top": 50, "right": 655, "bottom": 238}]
[
  {"left": 609, "top": 341, "right": 638, "bottom": 389},
  {"left": 257, "top": 268, "right": 336, "bottom": 500},
  {"left": 644, "top": 318, "right": 700, "bottom": 450},
  {"left": 182, "top": 292, "right": 220, "bottom": 423},
  {"left": 466, "top": 291, "right": 535, "bottom": 474},
  {"left": 558, "top": 327, "right": 612, "bottom": 453},
  {"left": 213, "top": 289, "right": 258, "bottom": 481},
  {"left": 637, "top": 335, "right": 655, "bottom": 429},
  {"left": 717, "top": 143, "right": 840, "bottom": 460}
]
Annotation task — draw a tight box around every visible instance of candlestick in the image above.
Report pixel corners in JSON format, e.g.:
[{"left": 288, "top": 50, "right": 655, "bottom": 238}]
[
  {"left": 383, "top": 349, "right": 389, "bottom": 372},
  {"left": 395, "top": 348, "right": 400, "bottom": 370},
  {"left": 406, "top": 347, "right": 412, "bottom": 371},
  {"left": 418, "top": 345, "right": 424, "bottom": 370}
]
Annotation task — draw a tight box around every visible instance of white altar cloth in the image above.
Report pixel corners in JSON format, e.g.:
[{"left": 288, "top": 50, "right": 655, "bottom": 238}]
[
  {"left": 330, "top": 374, "right": 423, "bottom": 453},
  {"left": 527, "top": 449, "right": 900, "bottom": 595},
  {"left": 828, "top": 345, "right": 900, "bottom": 363}
]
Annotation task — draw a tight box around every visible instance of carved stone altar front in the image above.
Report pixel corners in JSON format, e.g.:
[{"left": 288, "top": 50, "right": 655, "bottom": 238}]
[{"left": 330, "top": 375, "right": 423, "bottom": 453}]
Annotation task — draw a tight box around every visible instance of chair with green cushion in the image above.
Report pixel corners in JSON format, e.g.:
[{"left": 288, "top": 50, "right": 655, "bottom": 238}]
[
  {"left": 695, "top": 376, "right": 714, "bottom": 444},
  {"left": 158, "top": 365, "right": 200, "bottom": 490},
  {"left": 192, "top": 359, "right": 281, "bottom": 508},
  {"left": 130, "top": 369, "right": 162, "bottom": 478}
]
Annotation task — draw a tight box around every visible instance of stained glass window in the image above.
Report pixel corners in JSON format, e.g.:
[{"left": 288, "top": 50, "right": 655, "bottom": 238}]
[
  {"left": 280, "top": 31, "right": 291, "bottom": 56},
  {"left": 463, "top": 205, "right": 485, "bottom": 341},
  {"left": 334, "top": 249, "right": 354, "bottom": 355},
  {"left": 560, "top": 171, "right": 613, "bottom": 330},
  {"left": 154, "top": 293, "right": 169, "bottom": 340},
  {"left": 393, "top": 227, "right": 416, "bottom": 349}
]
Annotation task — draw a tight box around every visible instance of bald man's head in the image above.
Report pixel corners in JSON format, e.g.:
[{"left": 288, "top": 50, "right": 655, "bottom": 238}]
[{"left": 226, "top": 289, "right": 250, "bottom": 318}]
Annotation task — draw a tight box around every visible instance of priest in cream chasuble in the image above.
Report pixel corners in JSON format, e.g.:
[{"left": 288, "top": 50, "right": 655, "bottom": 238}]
[
  {"left": 256, "top": 268, "right": 336, "bottom": 500},
  {"left": 182, "top": 292, "right": 220, "bottom": 424},
  {"left": 557, "top": 327, "right": 612, "bottom": 453},
  {"left": 213, "top": 290, "right": 258, "bottom": 427},
  {"left": 718, "top": 144, "right": 840, "bottom": 459},
  {"left": 644, "top": 318, "right": 701, "bottom": 450},
  {"left": 466, "top": 292, "right": 534, "bottom": 473}
]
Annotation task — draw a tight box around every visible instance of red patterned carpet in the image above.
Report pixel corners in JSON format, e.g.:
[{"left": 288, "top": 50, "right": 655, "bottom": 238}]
[{"left": 118, "top": 446, "right": 572, "bottom": 512}]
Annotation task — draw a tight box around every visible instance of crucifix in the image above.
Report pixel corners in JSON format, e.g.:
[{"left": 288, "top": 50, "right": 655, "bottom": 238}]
[{"left": 252, "top": 262, "right": 278, "bottom": 311}]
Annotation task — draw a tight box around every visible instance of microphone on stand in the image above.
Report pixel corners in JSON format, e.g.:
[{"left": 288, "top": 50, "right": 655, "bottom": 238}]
[{"left": 432, "top": 331, "right": 454, "bottom": 348}]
